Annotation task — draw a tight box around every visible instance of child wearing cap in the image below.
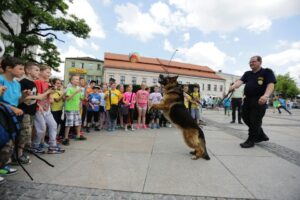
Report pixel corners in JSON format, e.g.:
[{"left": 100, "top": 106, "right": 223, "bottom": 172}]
[{"left": 86, "top": 86, "right": 101, "bottom": 132}]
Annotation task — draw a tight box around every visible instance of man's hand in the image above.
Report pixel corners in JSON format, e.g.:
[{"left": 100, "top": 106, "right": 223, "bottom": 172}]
[
  {"left": 258, "top": 95, "right": 268, "bottom": 105},
  {"left": 11, "top": 107, "right": 23, "bottom": 116},
  {"left": 228, "top": 85, "right": 235, "bottom": 93}
]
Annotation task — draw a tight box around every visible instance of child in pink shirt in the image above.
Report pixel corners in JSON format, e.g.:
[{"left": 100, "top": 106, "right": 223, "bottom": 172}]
[
  {"left": 122, "top": 85, "right": 136, "bottom": 131},
  {"left": 136, "top": 83, "right": 149, "bottom": 129}
]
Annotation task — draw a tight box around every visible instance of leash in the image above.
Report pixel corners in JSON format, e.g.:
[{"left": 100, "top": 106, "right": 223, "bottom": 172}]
[
  {"left": 221, "top": 90, "right": 234, "bottom": 103},
  {"left": 156, "top": 58, "right": 169, "bottom": 75}
]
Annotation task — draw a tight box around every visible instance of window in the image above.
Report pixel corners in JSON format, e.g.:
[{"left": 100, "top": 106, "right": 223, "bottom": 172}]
[
  {"left": 71, "top": 62, "right": 75, "bottom": 67},
  {"left": 186, "top": 82, "right": 190, "bottom": 84},
  {"left": 81, "top": 63, "right": 84, "bottom": 69},
  {"left": 220, "top": 85, "right": 223, "bottom": 92},
  {"left": 142, "top": 78, "right": 147, "bottom": 84},
  {"left": 132, "top": 77, "right": 137, "bottom": 85},
  {"left": 214, "top": 85, "right": 217, "bottom": 91},
  {"left": 120, "top": 75, "right": 125, "bottom": 84},
  {"left": 153, "top": 78, "right": 157, "bottom": 84},
  {"left": 178, "top": 81, "right": 182, "bottom": 84},
  {"left": 207, "top": 84, "right": 211, "bottom": 91},
  {"left": 87, "top": 75, "right": 93, "bottom": 82},
  {"left": 96, "top": 76, "right": 101, "bottom": 84},
  {"left": 108, "top": 74, "right": 114, "bottom": 81},
  {"left": 202, "top": 84, "right": 205, "bottom": 91},
  {"left": 97, "top": 64, "right": 101, "bottom": 70}
]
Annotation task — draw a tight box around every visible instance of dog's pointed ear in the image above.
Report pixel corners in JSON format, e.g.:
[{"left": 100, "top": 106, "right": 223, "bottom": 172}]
[{"left": 169, "top": 75, "right": 178, "bottom": 82}]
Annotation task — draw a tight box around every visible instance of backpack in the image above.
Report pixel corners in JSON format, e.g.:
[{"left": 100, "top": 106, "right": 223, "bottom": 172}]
[
  {"left": 0, "top": 103, "right": 20, "bottom": 148},
  {"left": 0, "top": 102, "right": 54, "bottom": 180}
]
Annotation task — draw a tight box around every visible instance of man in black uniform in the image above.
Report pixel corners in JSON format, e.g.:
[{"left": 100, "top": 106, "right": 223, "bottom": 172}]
[{"left": 229, "top": 56, "right": 276, "bottom": 148}]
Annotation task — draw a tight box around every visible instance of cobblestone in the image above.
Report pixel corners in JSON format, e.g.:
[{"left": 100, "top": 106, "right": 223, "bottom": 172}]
[
  {"left": 204, "top": 118, "right": 300, "bottom": 167},
  {"left": 0, "top": 180, "right": 257, "bottom": 200}
]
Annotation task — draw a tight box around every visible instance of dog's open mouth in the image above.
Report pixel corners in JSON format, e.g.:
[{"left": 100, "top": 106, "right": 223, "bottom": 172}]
[{"left": 158, "top": 74, "right": 167, "bottom": 85}]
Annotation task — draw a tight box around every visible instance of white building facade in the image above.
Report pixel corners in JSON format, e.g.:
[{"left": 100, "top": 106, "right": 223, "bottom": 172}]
[{"left": 104, "top": 53, "right": 227, "bottom": 98}]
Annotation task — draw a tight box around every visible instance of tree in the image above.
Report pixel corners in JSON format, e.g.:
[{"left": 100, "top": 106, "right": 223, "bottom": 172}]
[
  {"left": 275, "top": 73, "right": 300, "bottom": 98},
  {"left": 0, "top": 0, "right": 90, "bottom": 69}
]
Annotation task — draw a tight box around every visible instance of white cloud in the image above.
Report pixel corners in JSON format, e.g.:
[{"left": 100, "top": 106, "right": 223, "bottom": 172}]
[
  {"left": 177, "top": 42, "right": 232, "bottom": 69},
  {"left": 114, "top": 3, "right": 169, "bottom": 42},
  {"left": 75, "top": 37, "right": 88, "bottom": 47},
  {"left": 91, "top": 42, "right": 100, "bottom": 51},
  {"left": 246, "top": 18, "right": 272, "bottom": 33},
  {"left": 67, "top": 0, "right": 105, "bottom": 38},
  {"left": 233, "top": 37, "right": 240, "bottom": 42},
  {"left": 264, "top": 41, "right": 300, "bottom": 85},
  {"left": 168, "top": 0, "right": 300, "bottom": 33},
  {"left": 164, "top": 39, "right": 174, "bottom": 52},
  {"left": 101, "top": 0, "right": 112, "bottom": 6},
  {"left": 183, "top": 32, "right": 190, "bottom": 42}
]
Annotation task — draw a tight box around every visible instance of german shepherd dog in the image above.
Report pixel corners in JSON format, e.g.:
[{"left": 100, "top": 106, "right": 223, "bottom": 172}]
[{"left": 151, "top": 74, "right": 210, "bottom": 160}]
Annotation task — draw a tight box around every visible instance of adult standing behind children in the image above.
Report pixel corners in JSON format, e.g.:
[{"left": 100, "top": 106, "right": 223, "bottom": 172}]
[{"left": 62, "top": 75, "right": 87, "bottom": 145}]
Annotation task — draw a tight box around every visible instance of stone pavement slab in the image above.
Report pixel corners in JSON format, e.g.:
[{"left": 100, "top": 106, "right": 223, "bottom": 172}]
[
  {"left": 3, "top": 109, "right": 300, "bottom": 200},
  {"left": 143, "top": 153, "right": 253, "bottom": 198},
  {"left": 217, "top": 156, "right": 300, "bottom": 200}
]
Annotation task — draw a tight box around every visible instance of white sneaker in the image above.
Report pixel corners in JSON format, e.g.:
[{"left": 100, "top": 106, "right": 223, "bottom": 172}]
[
  {"left": 125, "top": 127, "right": 128, "bottom": 132},
  {"left": 0, "top": 177, "right": 5, "bottom": 184}
]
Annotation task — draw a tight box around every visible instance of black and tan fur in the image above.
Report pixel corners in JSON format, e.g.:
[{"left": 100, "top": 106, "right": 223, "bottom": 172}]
[{"left": 151, "top": 74, "right": 210, "bottom": 160}]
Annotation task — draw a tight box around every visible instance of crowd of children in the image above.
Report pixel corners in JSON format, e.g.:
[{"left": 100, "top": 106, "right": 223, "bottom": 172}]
[{"left": 0, "top": 56, "right": 217, "bottom": 184}]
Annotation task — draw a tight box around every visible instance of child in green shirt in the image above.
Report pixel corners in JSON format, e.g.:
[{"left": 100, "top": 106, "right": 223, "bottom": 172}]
[{"left": 62, "top": 75, "right": 86, "bottom": 146}]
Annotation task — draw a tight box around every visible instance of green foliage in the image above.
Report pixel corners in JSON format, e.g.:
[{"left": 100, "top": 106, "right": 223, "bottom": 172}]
[
  {"left": 275, "top": 73, "right": 300, "bottom": 98},
  {"left": 0, "top": 0, "right": 90, "bottom": 70}
]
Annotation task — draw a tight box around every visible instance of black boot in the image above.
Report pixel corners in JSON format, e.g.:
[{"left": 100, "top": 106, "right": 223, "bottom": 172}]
[
  {"left": 254, "top": 134, "right": 269, "bottom": 143},
  {"left": 86, "top": 127, "right": 90, "bottom": 133},
  {"left": 240, "top": 139, "right": 255, "bottom": 148}
]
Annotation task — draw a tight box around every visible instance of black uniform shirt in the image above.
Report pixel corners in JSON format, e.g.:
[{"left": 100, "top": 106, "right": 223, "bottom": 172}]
[
  {"left": 240, "top": 68, "right": 276, "bottom": 98},
  {"left": 18, "top": 78, "right": 37, "bottom": 115}
]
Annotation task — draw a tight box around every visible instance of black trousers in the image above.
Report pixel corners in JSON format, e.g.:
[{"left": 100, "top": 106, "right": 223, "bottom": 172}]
[
  {"left": 51, "top": 110, "right": 64, "bottom": 137},
  {"left": 87, "top": 110, "right": 100, "bottom": 125},
  {"left": 242, "top": 98, "right": 267, "bottom": 141},
  {"left": 123, "top": 109, "right": 135, "bottom": 124},
  {"left": 231, "top": 98, "right": 242, "bottom": 122}
]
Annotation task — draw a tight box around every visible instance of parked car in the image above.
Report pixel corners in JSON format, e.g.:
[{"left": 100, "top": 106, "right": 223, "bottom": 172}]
[{"left": 292, "top": 102, "right": 300, "bottom": 109}]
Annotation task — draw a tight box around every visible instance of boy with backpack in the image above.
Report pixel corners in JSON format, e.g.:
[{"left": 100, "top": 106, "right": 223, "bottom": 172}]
[{"left": 0, "top": 57, "right": 27, "bottom": 179}]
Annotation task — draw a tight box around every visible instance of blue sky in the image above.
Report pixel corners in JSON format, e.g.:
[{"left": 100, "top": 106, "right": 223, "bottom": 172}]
[{"left": 53, "top": 0, "right": 300, "bottom": 85}]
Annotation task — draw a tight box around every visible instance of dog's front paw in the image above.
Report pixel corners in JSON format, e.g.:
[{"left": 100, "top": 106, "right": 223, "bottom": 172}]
[{"left": 191, "top": 155, "right": 199, "bottom": 160}]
